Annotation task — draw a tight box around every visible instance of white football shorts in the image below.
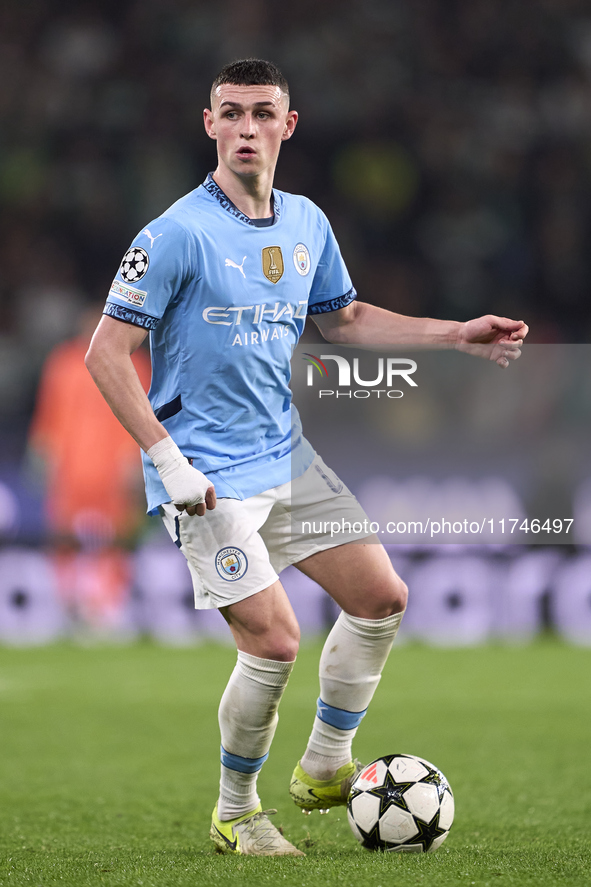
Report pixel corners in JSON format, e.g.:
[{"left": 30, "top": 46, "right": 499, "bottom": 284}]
[{"left": 159, "top": 453, "right": 373, "bottom": 609}]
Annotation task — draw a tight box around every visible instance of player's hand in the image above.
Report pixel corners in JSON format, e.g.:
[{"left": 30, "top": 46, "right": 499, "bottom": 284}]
[
  {"left": 456, "top": 315, "right": 529, "bottom": 368},
  {"left": 147, "top": 436, "right": 216, "bottom": 517},
  {"left": 181, "top": 481, "right": 216, "bottom": 517}
]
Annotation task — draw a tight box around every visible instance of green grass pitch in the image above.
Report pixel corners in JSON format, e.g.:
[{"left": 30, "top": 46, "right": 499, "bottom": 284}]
[{"left": 1, "top": 639, "right": 590, "bottom": 886}]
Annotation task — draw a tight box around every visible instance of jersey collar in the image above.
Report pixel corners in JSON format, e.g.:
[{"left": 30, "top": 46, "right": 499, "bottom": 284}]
[{"left": 202, "top": 173, "right": 281, "bottom": 225}]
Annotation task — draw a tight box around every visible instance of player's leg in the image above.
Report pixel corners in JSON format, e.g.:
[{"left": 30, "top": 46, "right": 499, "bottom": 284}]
[
  {"left": 211, "top": 579, "right": 304, "bottom": 855},
  {"left": 297, "top": 537, "right": 406, "bottom": 619},
  {"left": 290, "top": 540, "right": 407, "bottom": 812},
  {"left": 221, "top": 575, "right": 300, "bottom": 660},
  {"left": 159, "top": 501, "right": 304, "bottom": 854},
  {"left": 216, "top": 578, "right": 298, "bottom": 814}
]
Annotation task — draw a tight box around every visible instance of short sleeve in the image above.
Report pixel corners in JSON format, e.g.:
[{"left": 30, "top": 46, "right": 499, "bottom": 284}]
[
  {"left": 307, "top": 219, "right": 357, "bottom": 315},
  {"left": 104, "top": 217, "right": 193, "bottom": 330}
]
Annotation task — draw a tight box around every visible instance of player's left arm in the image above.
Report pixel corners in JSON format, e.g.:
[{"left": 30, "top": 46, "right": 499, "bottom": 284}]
[{"left": 312, "top": 301, "right": 528, "bottom": 369}]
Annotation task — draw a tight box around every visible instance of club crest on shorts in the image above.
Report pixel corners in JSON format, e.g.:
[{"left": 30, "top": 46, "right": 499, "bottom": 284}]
[
  {"left": 262, "top": 246, "right": 284, "bottom": 284},
  {"left": 215, "top": 547, "right": 248, "bottom": 581},
  {"left": 293, "top": 243, "right": 310, "bottom": 276}
]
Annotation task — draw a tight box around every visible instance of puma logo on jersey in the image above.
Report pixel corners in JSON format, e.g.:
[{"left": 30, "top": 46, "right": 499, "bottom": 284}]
[
  {"left": 143, "top": 229, "right": 163, "bottom": 248},
  {"left": 225, "top": 256, "right": 247, "bottom": 278}
]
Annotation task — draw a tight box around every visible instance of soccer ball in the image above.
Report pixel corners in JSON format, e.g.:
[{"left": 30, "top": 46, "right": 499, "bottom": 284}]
[
  {"left": 120, "top": 247, "right": 149, "bottom": 283},
  {"left": 347, "top": 754, "right": 454, "bottom": 852}
]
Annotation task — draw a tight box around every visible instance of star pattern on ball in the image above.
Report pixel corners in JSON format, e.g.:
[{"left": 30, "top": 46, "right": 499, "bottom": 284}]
[
  {"left": 418, "top": 764, "right": 452, "bottom": 804},
  {"left": 408, "top": 809, "right": 448, "bottom": 852},
  {"left": 353, "top": 819, "right": 391, "bottom": 852},
  {"left": 347, "top": 754, "right": 454, "bottom": 853},
  {"left": 363, "top": 769, "right": 416, "bottom": 816}
]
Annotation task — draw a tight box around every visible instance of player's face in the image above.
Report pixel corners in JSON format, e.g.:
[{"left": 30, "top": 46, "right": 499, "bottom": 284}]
[{"left": 204, "top": 84, "right": 297, "bottom": 179}]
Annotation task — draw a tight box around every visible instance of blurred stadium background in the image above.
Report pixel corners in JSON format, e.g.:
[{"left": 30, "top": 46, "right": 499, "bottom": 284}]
[{"left": 2, "top": 0, "right": 591, "bottom": 644}]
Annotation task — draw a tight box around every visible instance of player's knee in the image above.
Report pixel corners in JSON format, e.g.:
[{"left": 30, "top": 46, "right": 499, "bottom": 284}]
[
  {"left": 251, "top": 612, "right": 300, "bottom": 661},
  {"left": 390, "top": 575, "right": 408, "bottom": 614},
  {"left": 357, "top": 575, "right": 408, "bottom": 619},
  {"left": 261, "top": 625, "right": 300, "bottom": 662}
]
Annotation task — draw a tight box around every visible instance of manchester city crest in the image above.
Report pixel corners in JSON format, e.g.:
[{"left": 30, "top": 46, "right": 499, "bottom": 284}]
[
  {"left": 293, "top": 243, "right": 310, "bottom": 276},
  {"left": 215, "top": 547, "right": 248, "bottom": 581}
]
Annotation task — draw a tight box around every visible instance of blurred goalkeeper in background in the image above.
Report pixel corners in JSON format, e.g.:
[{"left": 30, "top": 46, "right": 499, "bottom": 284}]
[
  {"left": 30, "top": 303, "right": 150, "bottom": 629},
  {"left": 86, "top": 58, "right": 527, "bottom": 856}
]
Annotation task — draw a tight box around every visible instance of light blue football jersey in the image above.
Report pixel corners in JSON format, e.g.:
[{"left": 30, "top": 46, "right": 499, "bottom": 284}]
[{"left": 104, "top": 174, "right": 356, "bottom": 513}]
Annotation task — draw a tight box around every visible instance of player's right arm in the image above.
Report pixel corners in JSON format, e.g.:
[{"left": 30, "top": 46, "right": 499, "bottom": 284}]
[{"left": 85, "top": 316, "right": 216, "bottom": 517}]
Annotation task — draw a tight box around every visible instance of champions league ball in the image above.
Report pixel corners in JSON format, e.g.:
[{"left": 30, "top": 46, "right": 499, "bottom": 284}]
[
  {"left": 347, "top": 754, "right": 454, "bottom": 852},
  {"left": 120, "top": 247, "right": 149, "bottom": 283}
]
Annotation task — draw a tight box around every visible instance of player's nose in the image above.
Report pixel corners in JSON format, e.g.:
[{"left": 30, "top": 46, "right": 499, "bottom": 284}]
[{"left": 241, "top": 114, "right": 256, "bottom": 138}]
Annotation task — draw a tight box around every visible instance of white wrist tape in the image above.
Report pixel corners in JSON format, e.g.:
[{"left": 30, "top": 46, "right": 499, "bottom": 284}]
[{"left": 147, "top": 436, "right": 211, "bottom": 507}]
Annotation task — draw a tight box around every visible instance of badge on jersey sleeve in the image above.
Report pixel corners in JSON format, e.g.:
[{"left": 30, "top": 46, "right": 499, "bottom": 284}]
[
  {"left": 120, "top": 247, "right": 149, "bottom": 283},
  {"left": 262, "top": 246, "right": 284, "bottom": 284}
]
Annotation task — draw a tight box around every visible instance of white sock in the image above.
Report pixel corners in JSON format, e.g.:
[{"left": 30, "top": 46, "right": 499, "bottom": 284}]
[
  {"left": 217, "top": 651, "right": 294, "bottom": 820},
  {"left": 301, "top": 610, "right": 404, "bottom": 780}
]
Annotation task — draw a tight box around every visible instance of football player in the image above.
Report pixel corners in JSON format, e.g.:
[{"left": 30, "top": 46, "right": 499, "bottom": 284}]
[{"left": 86, "top": 58, "right": 527, "bottom": 856}]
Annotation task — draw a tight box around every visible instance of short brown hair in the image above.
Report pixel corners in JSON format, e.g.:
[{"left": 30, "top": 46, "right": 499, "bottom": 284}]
[{"left": 210, "top": 58, "right": 289, "bottom": 105}]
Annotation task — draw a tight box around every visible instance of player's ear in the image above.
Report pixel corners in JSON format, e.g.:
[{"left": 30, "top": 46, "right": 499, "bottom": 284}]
[
  {"left": 281, "top": 110, "right": 298, "bottom": 142},
  {"left": 203, "top": 108, "right": 216, "bottom": 139}
]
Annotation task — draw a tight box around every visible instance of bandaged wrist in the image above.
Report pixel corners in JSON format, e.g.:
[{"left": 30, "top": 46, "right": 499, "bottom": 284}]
[
  {"left": 147, "top": 436, "right": 210, "bottom": 507},
  {"left": 146, "top": 435, "right": 185, "bottom": 472}
]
